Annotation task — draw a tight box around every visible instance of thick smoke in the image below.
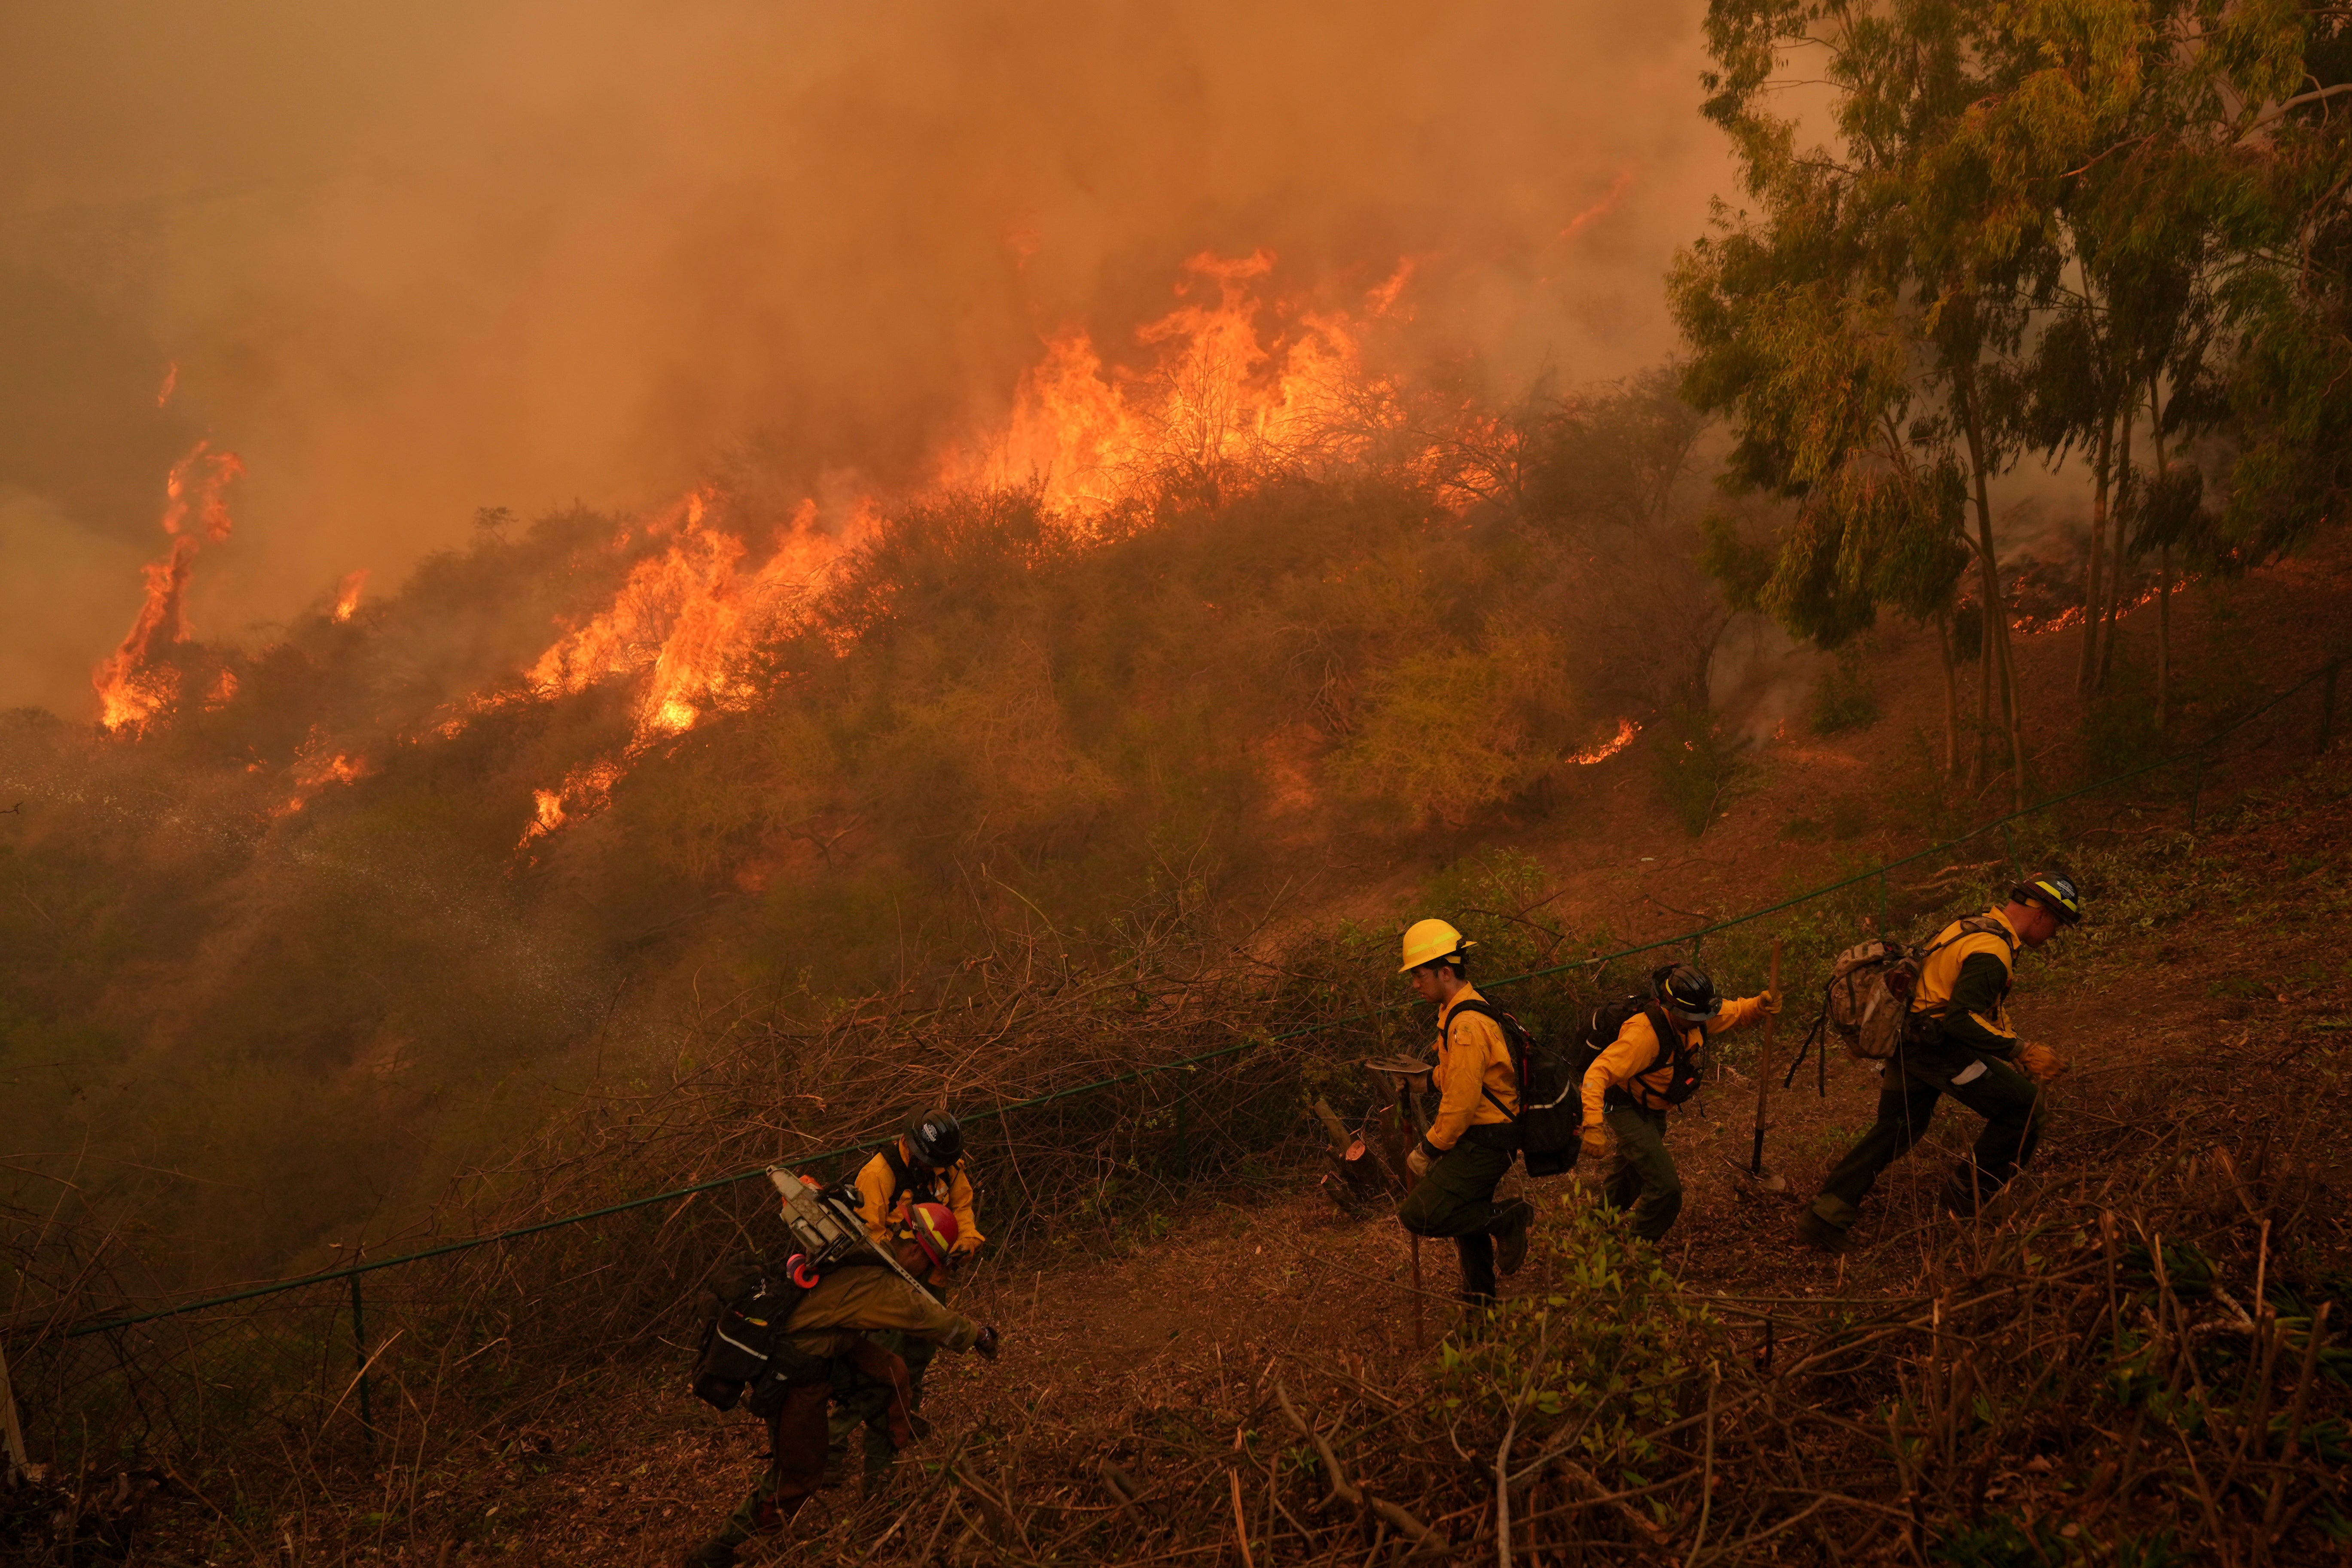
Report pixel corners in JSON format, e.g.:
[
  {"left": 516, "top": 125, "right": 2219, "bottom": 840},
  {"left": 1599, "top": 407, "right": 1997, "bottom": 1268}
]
[{"left": 0, "top": 0, "right": 1728, "bottom": 717}]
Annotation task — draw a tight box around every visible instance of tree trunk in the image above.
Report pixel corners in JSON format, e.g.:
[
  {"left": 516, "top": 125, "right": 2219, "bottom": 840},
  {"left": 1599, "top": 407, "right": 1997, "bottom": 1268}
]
[
  {"left": 1956, "top": 367, "right": 2026, "bottom": 811},
  {"left": 1937, "top": 607, "right": 1959, "bottom": 776},
  {"left": 2079, "top": 410, "right": 2113, "bottom": 696},
  {"left": 2099, "top": 404, "right": 2135, "bottom": 691},
  {"left": 2149, "top": 373, "right": 2172, "bottom": 731}
]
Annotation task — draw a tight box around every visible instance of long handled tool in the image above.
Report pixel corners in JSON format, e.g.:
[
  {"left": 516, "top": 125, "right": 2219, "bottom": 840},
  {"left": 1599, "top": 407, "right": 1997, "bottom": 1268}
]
[
  {"left": 1364, "top": 1055, "right": 1434, "bottom": 1349},
  {"left": 1741, "top": 940, "right": 1788, "bottom": 1192}
]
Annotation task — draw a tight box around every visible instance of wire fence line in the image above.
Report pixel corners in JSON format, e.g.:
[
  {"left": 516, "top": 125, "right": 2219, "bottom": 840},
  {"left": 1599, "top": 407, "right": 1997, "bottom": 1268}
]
[{"left": 3, "top": 652, "right": 2340, "bottom": 1483}]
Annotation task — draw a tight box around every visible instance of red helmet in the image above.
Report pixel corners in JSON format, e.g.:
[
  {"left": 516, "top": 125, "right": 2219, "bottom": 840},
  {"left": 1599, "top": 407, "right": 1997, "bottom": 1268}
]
[{"left": 907, "top": 1202, "right": 959, "bottom": 1270}]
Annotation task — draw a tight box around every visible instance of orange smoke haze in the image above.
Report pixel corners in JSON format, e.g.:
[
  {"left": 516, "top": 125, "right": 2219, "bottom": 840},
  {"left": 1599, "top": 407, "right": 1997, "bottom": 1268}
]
[{"left": 1, "top": 0, "right": 1731, "bottom": 714}]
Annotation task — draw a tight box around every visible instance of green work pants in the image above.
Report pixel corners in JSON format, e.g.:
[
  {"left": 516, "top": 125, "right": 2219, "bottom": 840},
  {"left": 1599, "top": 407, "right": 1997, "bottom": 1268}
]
[
  {"left": 1397, "top": 1130, "right": 1525, "bottom": 1305},
  {"left": 1599, "top": 1102, "right": 1683, "bottom": 1242},
  {"left": 1809, "top": 1048, "right": 2045, "bottom": 1233}
]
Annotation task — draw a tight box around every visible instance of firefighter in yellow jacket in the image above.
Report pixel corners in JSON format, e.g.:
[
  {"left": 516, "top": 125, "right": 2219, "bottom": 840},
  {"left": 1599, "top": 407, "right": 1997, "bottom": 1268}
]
[
  {"left": 1394, "top": 919, "right": 1534, "bottom": 1309},
  {"left": 826, "top": 1113, "right": 984, "bottom": 1486},
  {"left": 1797, "top": 874, "right": 2080, "bottom": 1250},
  {"left": 1581, "top": 964, "right": 1778, "bottom": 1243}
]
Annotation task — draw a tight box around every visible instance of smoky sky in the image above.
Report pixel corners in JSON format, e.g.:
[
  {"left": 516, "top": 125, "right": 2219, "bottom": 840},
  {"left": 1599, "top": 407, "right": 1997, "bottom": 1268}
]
[{"left": 0, "top": 0, "right": 1730, "bottom": 716}]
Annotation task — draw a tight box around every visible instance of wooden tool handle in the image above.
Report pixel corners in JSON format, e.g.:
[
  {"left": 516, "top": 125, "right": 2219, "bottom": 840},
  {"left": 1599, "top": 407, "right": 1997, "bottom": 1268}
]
[{"left": 1751, "top": 939, "right": 1782, "bottom": 1136}]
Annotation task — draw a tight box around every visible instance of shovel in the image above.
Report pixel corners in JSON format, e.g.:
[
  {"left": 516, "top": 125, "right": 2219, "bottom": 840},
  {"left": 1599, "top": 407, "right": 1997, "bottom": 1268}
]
[{"left": 1736, "top": 939, "right": 1788, "bottom": 1192}]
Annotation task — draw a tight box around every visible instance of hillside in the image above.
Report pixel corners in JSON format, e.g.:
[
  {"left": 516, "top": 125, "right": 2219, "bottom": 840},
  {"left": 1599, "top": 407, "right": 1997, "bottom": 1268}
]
[{"left": 30, "top": 530, "right": 2348, "bottom": 1567}]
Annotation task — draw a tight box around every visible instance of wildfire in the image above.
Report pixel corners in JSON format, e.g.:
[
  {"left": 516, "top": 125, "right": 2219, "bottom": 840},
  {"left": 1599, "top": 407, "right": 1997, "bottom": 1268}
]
[
  {"left": 333, "top": 569, "right": 370, "bottom": 622},
  {"left": 1567, "top": 717, "right": 1642, "bottom": 765},
  {"left": 157, "top": 361, "right": 178, "bottom": 408},
  {"left": 272, "top": 743, "right": 373, "bottom": 818},
  {"left": 946, "top": 251, "right": 1403, "bottom": 515},
  {"left": 204, "top": 669, "right": 239, "bottom": 710},
  {"left": 92, "top": 441, "right": 245, "bottom": 733},
  {"left": 515, "top": 760, "right": 623, "bottom": 854},
  {"left": 2011, "top": 578, "right": 2187, "bottom": 637}
]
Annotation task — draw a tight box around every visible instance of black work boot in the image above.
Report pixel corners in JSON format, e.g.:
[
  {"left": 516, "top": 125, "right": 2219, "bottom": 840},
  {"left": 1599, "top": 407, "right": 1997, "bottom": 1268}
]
[
  {"left": 1794, "top": 1207, "right": 1849, "bottom": 1254},
  {"left": 1493, "top": 1200, "right": 1535, "bottom": 1277},
  {"left": 1455, "top": 1232, "right": 1499, "bottom": 1304}
]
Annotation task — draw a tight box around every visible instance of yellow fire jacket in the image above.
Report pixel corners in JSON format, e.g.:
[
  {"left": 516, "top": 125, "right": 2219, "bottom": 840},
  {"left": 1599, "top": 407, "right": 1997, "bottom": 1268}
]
[
  {"left": 1580, "top": 994, "right": 1770, "bottom": 1128},
  {"left": 782, "top": 1261, "right": 985, "bottom": 1358},
  {"left": 856, "top": 1140, "right": 984, "bottom": 1285},
  {"left": 1424, "top": 984, "right": 1519, "bottom": 1153},
  {"left": 1912, "top": 907, "right": 2023, "bottom": 1049}
]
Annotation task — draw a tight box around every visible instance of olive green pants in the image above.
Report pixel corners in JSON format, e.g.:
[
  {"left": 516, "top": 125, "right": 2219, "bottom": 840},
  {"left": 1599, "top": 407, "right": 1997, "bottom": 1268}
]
[
  {"left": 1599, "top": 1102, "right": 1683, "bottom": 1242},
  {"left": 1808, "top": 1048, "right": 2045, "bottom": 1234},
  {"left": 1397, "top": 1131, "right": 1526, "bottom": 1304}
]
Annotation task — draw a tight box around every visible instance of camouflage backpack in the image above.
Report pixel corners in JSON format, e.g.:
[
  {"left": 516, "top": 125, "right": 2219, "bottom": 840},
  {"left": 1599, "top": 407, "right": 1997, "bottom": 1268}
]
[{"left": 1818, "top": 915, "right": 2016, "bottom": 1062}]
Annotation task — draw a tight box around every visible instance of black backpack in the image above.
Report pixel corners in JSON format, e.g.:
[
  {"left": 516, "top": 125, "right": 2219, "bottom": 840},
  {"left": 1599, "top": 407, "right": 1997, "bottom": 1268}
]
[
  {"left": 1444, "top": 1000, "right": 1585, "bottom": 1178},
  {"left": 1574, "top": 995, "right": 1705, "bottom": 1107},
  {"left": 690, "top": 1253, "right": 820, "bottom": 1414}
]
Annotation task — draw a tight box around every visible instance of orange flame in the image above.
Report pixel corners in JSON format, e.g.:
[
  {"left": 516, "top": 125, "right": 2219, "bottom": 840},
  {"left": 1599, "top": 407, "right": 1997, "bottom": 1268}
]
[
  {"left": 945, "top": 250, "right": 1403, "bottom": 515},
  {"left": 92, "top": 441, "right": 245, "bottom": 733},
  {"left": 157, "top": 361, "right": 178, "bottom": 408},
  {"left": 333, "top": 569, "right": 370, "bottom": 622},
  {"left": 493, "top": 492, "right": 870, "bottom": 852},
  {"left": 204, "top": 669, "right": 239, "bottom": 710},
  {"left": 272, "top": 743, "right": 373, "bottom": 818},
  {"left": 1567, "top": 717, "right": 1641, "bottom": 764}
]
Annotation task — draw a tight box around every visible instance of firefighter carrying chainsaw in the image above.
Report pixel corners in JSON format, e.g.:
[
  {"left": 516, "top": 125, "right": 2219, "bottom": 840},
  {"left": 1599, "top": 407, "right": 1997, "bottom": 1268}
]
[
  {"left": 1796, "top": 872, "right": 2082, "bottom": 1251},
  {"left": 1577, "top": 964, "right": 1778, "bottom": 1242},
  {"left": 684, "top": 1177, "right": 1001, "bottom": 1568},
  {"left": 1394, "top": 919, "right": 1535, "bottom": 1311},
  {"left": 823, "top": 1111, "right": 985, "bottom": 1489}
]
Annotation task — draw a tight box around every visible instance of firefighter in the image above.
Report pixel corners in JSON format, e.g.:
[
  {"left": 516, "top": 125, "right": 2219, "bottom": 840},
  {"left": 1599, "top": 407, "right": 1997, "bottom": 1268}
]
[
  {"left": 824, "top": 1112, "right": 984, "bottom": 1485},
  {"left": 1394, "top": 918, "right": 1534, "bottom": 1311},
  {"left": 1580, "top": 964, "right": 1778, "bottom": 1243},
  {"left": 685, "top": 1204, "right": 1000, "bottom": 1568},
  {"left": 1797, "top": 873, "right": 2083, "bottom": 1251}
]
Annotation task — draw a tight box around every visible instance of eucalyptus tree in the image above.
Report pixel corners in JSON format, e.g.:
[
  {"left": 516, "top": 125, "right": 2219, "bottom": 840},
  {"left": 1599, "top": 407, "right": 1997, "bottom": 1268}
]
[{"left": 1678, "top": 0, "right": 2064, "bottom": 802}]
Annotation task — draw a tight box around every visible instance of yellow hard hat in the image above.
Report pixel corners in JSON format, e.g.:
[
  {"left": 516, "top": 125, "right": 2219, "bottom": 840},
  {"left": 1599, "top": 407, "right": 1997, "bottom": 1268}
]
[{"left": 1398, "top": 918, "right": 1473, "bottom": 973}]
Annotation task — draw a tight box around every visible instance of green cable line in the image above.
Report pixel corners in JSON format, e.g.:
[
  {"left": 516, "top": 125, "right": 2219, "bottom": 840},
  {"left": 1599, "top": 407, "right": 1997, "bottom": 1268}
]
[{"left": 46, "top": 654, "right": 2340, "bottom": 1341}]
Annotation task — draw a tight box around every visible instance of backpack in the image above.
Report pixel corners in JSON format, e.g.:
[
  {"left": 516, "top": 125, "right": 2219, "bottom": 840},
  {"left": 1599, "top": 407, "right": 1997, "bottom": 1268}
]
[
  {"left": 1443, "top": 1000, "right": 1583, "bottom": 1179},
  {"left": 689, "top": 1253, "right": 820, "bottom": 1412},
  {"left": 1574, "top": 995, "right": 1706, "bottom": 1107},
  {"left": 1814, "top": 915, "right": 2017, "bottom": 1063}
]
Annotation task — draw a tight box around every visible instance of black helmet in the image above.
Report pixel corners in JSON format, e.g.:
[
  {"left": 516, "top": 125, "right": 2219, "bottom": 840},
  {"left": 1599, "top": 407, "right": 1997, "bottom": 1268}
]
[
  {"left": 2011, "top": 872, "right": 2083, "bottom": 926},
  {"left": 1651, "top": 963, "right": 1722, "bottom": 1021},
  {"left": 904, "top": 1112, "right": 964, "bottom": 1170}
]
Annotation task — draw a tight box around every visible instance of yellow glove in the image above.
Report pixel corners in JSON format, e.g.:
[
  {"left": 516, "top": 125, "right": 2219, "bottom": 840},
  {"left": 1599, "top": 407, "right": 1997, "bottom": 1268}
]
[
  {"left": 1580, "top": 1124, "right": 1611, "bottom": 1161},
  {"left": 2013, "top": 1040, "right": 2066, "bottom": 1083},
  {"left": 1406, "top": 1143, "right": 1433, "bottom": 1181},
  {"left": 1759, "top": 989, "right": 1783, "bottom": 1016}
]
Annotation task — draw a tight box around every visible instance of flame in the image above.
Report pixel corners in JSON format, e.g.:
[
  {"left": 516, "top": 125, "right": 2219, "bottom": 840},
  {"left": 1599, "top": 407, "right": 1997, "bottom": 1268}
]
[
  {"left": 1560, "top": 171, "right": 1634, "bottom": 241},
  {"left": 486, "top": 491, "right": 870, "bottom": 851},
  {"left": 1567, "top": 717, "right": 1642, "bottom": 765},
  {"left": 515, "top": 759, "right": 623, "bottom": 854},
  {"left": 945, "top": 250, "right": 1402, "bottom": 514},
  {"left": 272, "top": 743, "right": 372, "bottom": 817},
  {"left": 333, "top": 569, "right": 370, "bottom": 622},
  {"left": 157, "top": 361, "right": 178, "bottom": 408},
  {"left": 204, "top": 669, "right": 239, "bottom": 710},
  {"left": 92, "top": 441, "right": 245, "bottom": 733},
  {"left": 2011, "top": 577, "right": 2191, "bottom": 637}
]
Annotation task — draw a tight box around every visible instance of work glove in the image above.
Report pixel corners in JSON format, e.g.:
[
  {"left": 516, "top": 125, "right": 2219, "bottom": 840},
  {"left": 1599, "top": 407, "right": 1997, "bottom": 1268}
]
[
  {"left": 2013, "top": 1040, "right": 2066, "bottom": 1083},
  {"left": 1580, "top": 1124, "right": 1612, "bottom": 1162},
  {"left": 1759, "top": 989, "right": 1783, "bottom": 1016},
  {"left": 974, "top": 1325, "right": 1001, "bottom": 1360},
  {"left": 1406, "top": 1141, "right": 1435, "bottom": 1181}
]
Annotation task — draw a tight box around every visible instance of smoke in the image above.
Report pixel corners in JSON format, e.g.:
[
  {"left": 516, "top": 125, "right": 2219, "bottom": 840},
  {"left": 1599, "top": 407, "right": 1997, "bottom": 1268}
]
[{"left": 0, "top": 0, "right": 1729, "bottom": 716}]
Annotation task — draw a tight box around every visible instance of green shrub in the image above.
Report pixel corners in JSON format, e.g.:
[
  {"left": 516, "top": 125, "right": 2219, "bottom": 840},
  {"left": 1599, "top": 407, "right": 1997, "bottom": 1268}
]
[{"left": 1650, "top": 703, "right": 1747, "bottom": 835}]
